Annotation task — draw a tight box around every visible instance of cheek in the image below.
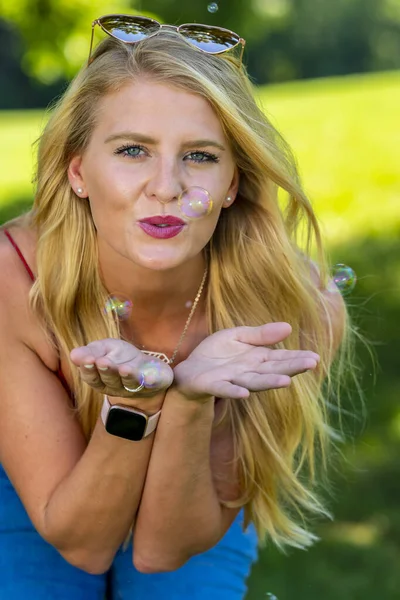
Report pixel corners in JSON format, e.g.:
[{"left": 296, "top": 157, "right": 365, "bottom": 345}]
[
  {"left": 83, "top": 154, "right": 142, "bottom": 202},
  {"left": 187, "top": 207, "right": 223, "bottom": 247}
]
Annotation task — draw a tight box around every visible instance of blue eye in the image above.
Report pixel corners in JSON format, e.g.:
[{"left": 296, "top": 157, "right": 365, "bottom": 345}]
[
  {"left": 186, "top": 151, "right": 219, "bottom": 163},
  {"left": 114, "top": 145, "right": 146, "bottom": 158}
]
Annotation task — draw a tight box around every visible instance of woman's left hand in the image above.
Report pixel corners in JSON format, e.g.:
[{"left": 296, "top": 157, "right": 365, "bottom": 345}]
[{"left": 173, "top": 322, "right": 320, "bottom": 402}]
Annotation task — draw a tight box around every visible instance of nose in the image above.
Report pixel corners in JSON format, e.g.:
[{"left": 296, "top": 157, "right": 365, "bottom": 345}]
[{"left": 145, "top": 157, "right": 183, "bottom": 206}]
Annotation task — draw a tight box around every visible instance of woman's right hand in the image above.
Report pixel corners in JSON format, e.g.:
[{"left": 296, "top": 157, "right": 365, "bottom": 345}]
[{"left": 70, "top": 339, "right": 174, "bottom": 400}]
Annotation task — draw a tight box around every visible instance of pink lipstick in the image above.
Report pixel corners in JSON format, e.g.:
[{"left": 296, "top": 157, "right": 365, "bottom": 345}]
[{"left": 138, "top": 215, "right": 186, "bottom": 239}]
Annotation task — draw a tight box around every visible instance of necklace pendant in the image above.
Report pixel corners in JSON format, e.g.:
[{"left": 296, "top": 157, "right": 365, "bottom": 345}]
[{"left": 141, "top": 350, "right": 171, "bottom": 364}]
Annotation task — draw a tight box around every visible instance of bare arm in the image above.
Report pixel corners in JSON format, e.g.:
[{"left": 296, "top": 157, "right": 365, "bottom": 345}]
[
  {"left": 39, "top": 401, "right": 161, "bottom": 573},
  {"left": 132, "top": 390, "right": 241, "bottom": 573},
  {"left": 0, "top": 294, "right": 163, "bottom": 574},
  {"left": 132, "top": 281, "right": 346, "bottom": 573}
]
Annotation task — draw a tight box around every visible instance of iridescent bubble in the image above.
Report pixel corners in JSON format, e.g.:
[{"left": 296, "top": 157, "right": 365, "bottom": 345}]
[
  {"left": 178, "top": 186, "right": 213, "bottom": 220},
  {"left": 141, "top": 359, "right": 163, "bottom": 388},
  {"left": 207, "top": 2, "right": 219, "bottom": 13},
  {"left": 104, "top": 295, "right": 133, "bottom": 320},
  {"left": 331, "top": 264, "right": 357, "bottom": 296}
]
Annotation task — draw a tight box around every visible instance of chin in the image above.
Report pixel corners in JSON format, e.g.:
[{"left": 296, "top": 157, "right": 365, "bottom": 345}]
[{"left": 135, "top": 254, "right": 185, "bottom": 272}]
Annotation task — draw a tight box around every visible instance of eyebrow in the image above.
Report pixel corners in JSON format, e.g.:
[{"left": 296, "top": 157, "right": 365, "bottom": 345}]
[{"left": 104, "top": 132, "right": 226, "bottom": 151}]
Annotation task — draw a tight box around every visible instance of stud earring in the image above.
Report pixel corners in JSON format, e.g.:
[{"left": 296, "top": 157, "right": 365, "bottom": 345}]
[{"left": 77, "top": 188, "right": 83, "bottom": 195}]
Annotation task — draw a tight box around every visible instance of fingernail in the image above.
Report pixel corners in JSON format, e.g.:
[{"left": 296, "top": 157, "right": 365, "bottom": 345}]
[
  {"left": 98, "top": 366, "right": 108, "bottom": 371},
  {"left": 84, "top": 364, "right": 94, "bottom": 369}
]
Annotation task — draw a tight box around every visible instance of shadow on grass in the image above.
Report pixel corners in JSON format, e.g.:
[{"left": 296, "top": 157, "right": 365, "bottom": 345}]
[{"left": 247, "top": 233, "right": 400, "bottom": 600}]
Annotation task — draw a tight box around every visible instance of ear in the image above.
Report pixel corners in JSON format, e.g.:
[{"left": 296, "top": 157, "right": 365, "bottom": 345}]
[
  {"left": 67, "top": 156, "right": 87, "bottom": 198},
  {"left": 222, "top": 167, "right": 240, "bottom": 208}
]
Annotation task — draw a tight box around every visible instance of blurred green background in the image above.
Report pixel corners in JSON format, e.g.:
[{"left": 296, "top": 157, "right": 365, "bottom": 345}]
[{"left": 0, "top": 1, "right": 399, "bottom": 598}]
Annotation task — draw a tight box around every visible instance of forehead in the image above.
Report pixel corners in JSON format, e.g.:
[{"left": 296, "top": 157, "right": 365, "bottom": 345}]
[{"left": 94, "top": 79, "right": 226, "bottom": 140}]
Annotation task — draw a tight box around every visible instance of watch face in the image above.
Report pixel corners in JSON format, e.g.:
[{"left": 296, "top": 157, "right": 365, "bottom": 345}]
[{"left": 106, "top": 406, "right": 147, "bottom": 441}]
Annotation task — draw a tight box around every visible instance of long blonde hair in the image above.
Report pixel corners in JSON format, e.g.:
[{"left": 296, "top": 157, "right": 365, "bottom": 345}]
[{"left": 29, "top": 32, "right": 353, "bottom": 549}]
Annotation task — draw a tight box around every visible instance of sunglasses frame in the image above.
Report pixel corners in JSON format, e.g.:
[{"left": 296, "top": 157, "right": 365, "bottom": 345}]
[{"left": 88, "top": 14, "right": 246, "bottom": 66}]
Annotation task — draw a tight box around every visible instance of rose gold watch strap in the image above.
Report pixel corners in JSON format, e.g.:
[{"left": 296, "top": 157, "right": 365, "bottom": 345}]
[
  {"left": 101, "top": 395, "right": 111, "bottom": 425},
  {"left": 144, "top": 408, "right": 161, "bottom": 436},
  {"left": 101, "top": 395, "right": 161, "bottom": 438}
]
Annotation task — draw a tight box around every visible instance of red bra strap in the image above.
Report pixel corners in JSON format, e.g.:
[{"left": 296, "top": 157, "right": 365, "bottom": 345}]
[{"left": 4, "top": 228, "right": 35, "bottom": 282}]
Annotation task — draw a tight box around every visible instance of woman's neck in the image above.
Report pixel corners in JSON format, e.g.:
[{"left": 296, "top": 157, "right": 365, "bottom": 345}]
[{"left": 98, "top": 246, "right": 207, "bottom": 322}]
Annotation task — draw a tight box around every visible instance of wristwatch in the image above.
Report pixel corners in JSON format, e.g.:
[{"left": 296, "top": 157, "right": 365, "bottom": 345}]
[{"left": 101, "top": 395, "right": 161, "bottom": 441}]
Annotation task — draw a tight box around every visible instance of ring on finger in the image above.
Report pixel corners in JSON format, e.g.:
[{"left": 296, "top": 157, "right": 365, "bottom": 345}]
[{"left": 123, "top": 372, "right": 145, "bottom": 394}]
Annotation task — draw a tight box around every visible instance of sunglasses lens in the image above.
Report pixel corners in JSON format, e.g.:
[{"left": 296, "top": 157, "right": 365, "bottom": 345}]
[
  {"left": 178, "top": 25, "right": 240, "bottom": 53},
  {"left": 99, "top": 16, "right": 159, "bottom": 43}
]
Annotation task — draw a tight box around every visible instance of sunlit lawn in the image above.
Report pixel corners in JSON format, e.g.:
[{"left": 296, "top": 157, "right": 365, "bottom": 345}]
[
  {"left": 1, "top": 70, "right": 399, "bottom": 599},
  {"left": 1, "top": 70, "right": 399, "bottom": 244},
  {"left": 256, "top": 70, "right": 400, "bottom": 243}
]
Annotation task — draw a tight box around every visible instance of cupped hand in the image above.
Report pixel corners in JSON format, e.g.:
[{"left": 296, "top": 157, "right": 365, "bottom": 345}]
[
  {"left": 70, "top": 338, "right": 174, "bottom": 399},
  {"left": 173, "top": 322, "right": 320, "bottom": 402}
]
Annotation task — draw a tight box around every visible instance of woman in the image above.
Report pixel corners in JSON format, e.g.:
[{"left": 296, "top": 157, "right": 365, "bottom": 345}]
[{"left": 0, "top": 15, "right": 347, "bottom": 599}]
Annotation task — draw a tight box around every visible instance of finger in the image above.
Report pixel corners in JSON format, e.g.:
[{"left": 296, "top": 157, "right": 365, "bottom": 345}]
[
  {"left": 260, "top": 348, "right": 320, "bottom": 363},
  {"left": 211, "top": 380, "right": 250, "bottom": 400},
  {"left": 70, "top": 339, "right": 141, "bottom": 366},
  {"left": 257, "top": 357, "right": 318, "bottom": 376},
  {"left": 119, "top": 371, "right": 146, "bottom": 393},
  {"left": 235, "top": 322, "right": 292, "bottom": 347},
  {"left": 94, "top": 363, "right": 126, "bottom": 390},
  {"left": 70, "top": 341, "right": 115, "bottom": 367},
  {"left": 119, "top": 360, "right": 173, "bottom": 390},
  {"left": 99, "top": 339, "right": 142, "bottom": 364},
  {"left": 78, "top": 364, "right": 106, "bottom": 390},
  {"left": 70, "top": 346, "right": 107, "bottom": 366},
  {"left": 233, "top": 373, "right": 292, "bottom": 391}
]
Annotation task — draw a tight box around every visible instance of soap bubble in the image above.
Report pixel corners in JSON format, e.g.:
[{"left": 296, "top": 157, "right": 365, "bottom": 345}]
[
  {"left": 104, "top": 295, "right": 133, "bottom": 320},
  {"left": 207, "top": 2, "right": 219, "bottom": 13},
  {"left": 178, "top": 186, "right": 213, "bottom": 220},
  {"left": 141, "top": 359, "right": 163, "bottom": 388},
  {"left": 266, "top": 594, "right": 278, "bottom": 600},
  {"left": 331, "top": 264, "right": 357, "bottom": 296}
]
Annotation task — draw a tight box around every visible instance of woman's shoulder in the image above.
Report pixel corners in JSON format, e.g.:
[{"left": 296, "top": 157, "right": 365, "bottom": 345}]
[
  {"left": 0, "top": 218, "right": 59, "bottom": 372},
  {"left": 0, "top": 217, "right": 37, "bottom": 297}
]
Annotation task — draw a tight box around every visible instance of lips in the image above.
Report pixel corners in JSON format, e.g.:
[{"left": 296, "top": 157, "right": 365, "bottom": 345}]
[
  {"left": 138, "top": 215, "right": 186, "bottom": 239},
  {"left": 139, "top": 215, "right": 186, "bottom": 226}
]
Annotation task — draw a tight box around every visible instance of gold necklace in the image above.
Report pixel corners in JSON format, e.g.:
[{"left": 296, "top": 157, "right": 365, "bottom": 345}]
[{"left": 141, "top": 267, "right": 208, "bottom": 365}]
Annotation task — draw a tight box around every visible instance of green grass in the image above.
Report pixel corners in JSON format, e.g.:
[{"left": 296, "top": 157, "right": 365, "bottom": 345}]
[
  {"left": 255, "top": 70, "right": 400, "bottom": 244},
  {"left": 1, "top": 70, "right": 399, "bottom": 244},
  {"left": 0, "top": 110, "right": 44, "bottom": 205},
  {"left": 1, "top": 71, "right": 399, "bottom": 600}
]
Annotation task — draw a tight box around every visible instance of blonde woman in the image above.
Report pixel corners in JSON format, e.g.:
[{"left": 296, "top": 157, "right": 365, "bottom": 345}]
[{"left": 0, "top": 15, "right": 346, "bottom": 600}]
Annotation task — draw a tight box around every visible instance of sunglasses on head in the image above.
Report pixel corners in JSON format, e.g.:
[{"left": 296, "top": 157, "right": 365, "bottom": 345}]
[{"left": 88, "top": 14, "right": 246, "bottom": 65}]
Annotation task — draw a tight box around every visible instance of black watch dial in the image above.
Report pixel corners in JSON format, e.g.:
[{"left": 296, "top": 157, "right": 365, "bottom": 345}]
[{"left": 105, "top": 406, "right": 147, "bottom": 441}]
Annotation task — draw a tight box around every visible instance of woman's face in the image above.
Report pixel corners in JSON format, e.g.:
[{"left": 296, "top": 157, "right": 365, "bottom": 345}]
[{"left": 68, "top": 80, "right": 239, "bottom": 271}]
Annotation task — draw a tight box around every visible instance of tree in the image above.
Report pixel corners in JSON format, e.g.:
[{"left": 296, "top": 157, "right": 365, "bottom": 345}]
[
  {"left": 1, "top": 0, "right": 399, "bottom": 98},
  {"left": 0, "top": 0, "right": 136, "bottom": 83}
]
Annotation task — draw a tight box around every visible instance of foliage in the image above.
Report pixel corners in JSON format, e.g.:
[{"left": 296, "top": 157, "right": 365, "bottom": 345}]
[
  {"left": 0, "top": 0, "right": 135, "bottom": 83},
  {"left": 1, "top": 0, "right": 400, "bottom": 94}
]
